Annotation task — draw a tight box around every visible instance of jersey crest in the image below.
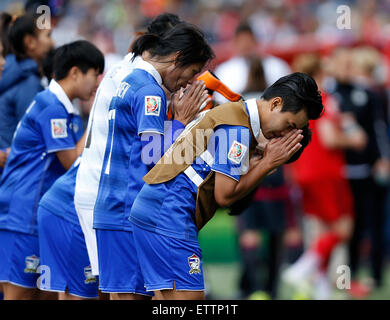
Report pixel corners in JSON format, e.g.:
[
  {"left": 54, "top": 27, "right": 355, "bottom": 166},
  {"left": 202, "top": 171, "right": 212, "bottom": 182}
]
[
  {"left": 228, "top": 140, "right": 247, "bottom": 164},
  {"left": 84, "top": 265, "right": 97, "bottom": 284},
  {"left": 51, "top": 118, "right": 68, "bottom": 138},
  {"left": 24, "top": 255, "right": 40, "bottom": 273},
  {"left": 145, "top": 96, "right": 161, "bottom": 116},
  {"left": 188, "top": 254, "right": 201, "bottom": 275}
]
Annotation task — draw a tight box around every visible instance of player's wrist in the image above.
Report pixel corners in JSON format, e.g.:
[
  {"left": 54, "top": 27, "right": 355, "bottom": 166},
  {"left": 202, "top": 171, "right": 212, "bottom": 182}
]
[{"left": 174, "top": 115, "right": 189, "bottom": 126}]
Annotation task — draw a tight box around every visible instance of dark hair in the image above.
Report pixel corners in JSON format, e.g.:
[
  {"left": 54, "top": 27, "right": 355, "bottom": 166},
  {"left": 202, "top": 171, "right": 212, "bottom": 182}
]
[
  {"left": 131, "top": 22, "right": 215, "bottom": 68},
  {"left": 42, "top": 47, "right": 56, "bottom": 80},
  {"left": 3, "top": 13, "right": 40, "bottom": 59},
  {"left": 0, "top": 12, "right": 13, "bottom": 56},
  {"left": 285, "top": 125, "right": 312, "bottom": 163},
  {"left": 261, "top": 72, "right": 324, "bottom": 120},
  {"left": 53, "top": 40, "right": 105, "bottom": 81},
  {"left": 147, "top": 13, "right": 181, "bottom": 37},
  {"left": 235, "top": 22, "right": 255, "bottom": 37}
]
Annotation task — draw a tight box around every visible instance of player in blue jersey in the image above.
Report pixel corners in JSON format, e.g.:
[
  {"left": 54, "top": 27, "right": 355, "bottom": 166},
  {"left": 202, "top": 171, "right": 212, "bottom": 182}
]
[
  {"left": 129, "top": 73, "right": 324, "bottom": 299},
  {"left": 0, "top": 13, "right": 54, "bottom": 177},
  {"left": 0, "top": 12, "right": 54, "bottom": 151},
  {"left": 37, "top": 157, "right": 100, "bottom": 300},
  {"left": 93, "top": 23, "right": 215, "bottom": 300},
  {"left": 38, "top": 14, "right": 197, "bottom": 300},
  {"left": 74, "top": 13, "right": 185, "bottom": 278},
  {"left": 0, "top": 36, "right": 6, "bottom": 171},
  {"left": 0, "top": 40, "right": 104, "bottom": 300}
]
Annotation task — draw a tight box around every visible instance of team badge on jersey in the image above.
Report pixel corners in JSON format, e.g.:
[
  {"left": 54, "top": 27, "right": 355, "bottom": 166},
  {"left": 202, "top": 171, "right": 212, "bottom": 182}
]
[
  {"left": 145, "top": 96, "right": 161, "bottom": 116},
  {"left": 84, "top": 265, "right": 97, "bottom": 284},
  {"left": 51, "top": 119, "right": 68, "bottom": 138},
  {"left": 228, "top": 140, "right": 247, "bottom": 164},
  {"left": 24, "top": 255, "right": 40, "bottom": 273},
  {"left": 188, "top": 254, "right": 201, "bottom": 275}
]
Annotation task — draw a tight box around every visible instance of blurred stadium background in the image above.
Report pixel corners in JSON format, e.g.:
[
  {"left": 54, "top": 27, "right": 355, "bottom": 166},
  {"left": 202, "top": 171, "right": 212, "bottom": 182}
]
[{"left": 2, "top": 0, "right": 390, "bottom": 300}]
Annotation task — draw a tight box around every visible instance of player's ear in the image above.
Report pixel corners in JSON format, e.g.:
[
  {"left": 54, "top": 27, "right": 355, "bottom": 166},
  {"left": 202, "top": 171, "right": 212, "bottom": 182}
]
[
  {"left": 24, "top": 34, "right": 37, "bottom": 53},
  {"left": 172, "top": 51, "right": 181, "bottom": 67},
  {"left": 68, "top": 66, "right": 81, "bottom": 80},
  {"left": 270, "top": 97, "right": 282, "bottom": 112}
]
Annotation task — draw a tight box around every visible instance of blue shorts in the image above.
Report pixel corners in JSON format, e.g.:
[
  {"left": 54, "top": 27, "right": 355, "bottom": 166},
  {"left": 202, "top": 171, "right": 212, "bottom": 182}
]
[
  {"left": 132, "top": 224, "right": 204, "bottom": 292},
  {"left": 37, "top": 206, "right": 99, "bottom": 298},
  {"left": 96, "top": 228, "right": 152, "bottom": 296},
  {"left": 0, "top": 229, "right": 40, "bottom": 288}
]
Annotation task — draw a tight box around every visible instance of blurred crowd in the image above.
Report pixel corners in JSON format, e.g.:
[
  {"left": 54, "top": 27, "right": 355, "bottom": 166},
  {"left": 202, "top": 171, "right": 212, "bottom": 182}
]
[{"left": 1, "top": 0, "right": 390, "bottom": 300}]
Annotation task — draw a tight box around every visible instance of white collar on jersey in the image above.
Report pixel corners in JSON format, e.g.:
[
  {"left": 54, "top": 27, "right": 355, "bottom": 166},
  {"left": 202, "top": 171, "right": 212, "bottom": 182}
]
[
  {"left": 48, "top": 79, "right": 80, "bottom": 115},
  {"left": 132, "top": 56, "right": 163, "bottom": 86},
  {"left": 245, "top": 98, "right": 261, "bottom": 140}
]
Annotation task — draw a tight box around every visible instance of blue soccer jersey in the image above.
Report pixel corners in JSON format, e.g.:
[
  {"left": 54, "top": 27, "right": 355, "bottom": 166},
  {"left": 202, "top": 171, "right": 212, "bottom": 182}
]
[
  {"left": 93, "top": 59, "right": 167, "bottom": 231},
  {"left": 0, "top": 80, "right": 83, "bottom": 235},
  {"left": 129, "top": 123, "right": 252, "bottom": 242},
  {"left": 39, "top": 157, "right": 81, "bottom": 225}
]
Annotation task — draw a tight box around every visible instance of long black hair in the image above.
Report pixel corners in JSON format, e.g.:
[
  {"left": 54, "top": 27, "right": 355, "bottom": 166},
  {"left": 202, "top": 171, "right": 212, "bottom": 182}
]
[
  {"left": 146, "top": 13, "right": 181, "bottom": 37},
  {"left": 131, "top": 22, "right": 215, "bottom": 68},
  {"left": 0, "top": 12, "right": 40, "bottom": 59}
]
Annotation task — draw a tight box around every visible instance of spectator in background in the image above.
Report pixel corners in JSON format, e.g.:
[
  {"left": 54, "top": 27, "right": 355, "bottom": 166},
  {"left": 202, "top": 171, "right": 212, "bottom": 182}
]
[
  {"left": 330, "top": 46, "right": 390, "bottom": 297},
  {"left": 0, "top": 12, "right": 54, "bottom": 155},
  {"left": 213, "top": 22, "right": 290, "bottom": 104},
  {"left": 283, "top": 53, "right": 367, "bottom": 300}
]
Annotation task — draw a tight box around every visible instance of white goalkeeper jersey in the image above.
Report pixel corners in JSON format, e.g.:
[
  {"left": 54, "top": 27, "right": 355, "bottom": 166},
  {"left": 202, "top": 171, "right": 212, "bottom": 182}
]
[{"left": 74, "top": 53, "right": 138, "bottom": 209}]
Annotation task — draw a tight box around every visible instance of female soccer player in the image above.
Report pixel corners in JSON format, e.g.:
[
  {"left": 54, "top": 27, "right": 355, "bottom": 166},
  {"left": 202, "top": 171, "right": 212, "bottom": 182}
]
[
  {"left": 0, "top": 12, "right": 54, "bottom": 151},
  {"left": 74, "top": 13, "right": 186, "bottom": 279},
  {"left": 129, "top": 73, "right": 324, "bottom": 300},
  {"left": 0, "top": 36, "right": 7, "bottom": 171},
  {"left": 0, "top": 40, "right": 104, "bottom": 300},
  {"left": 92, "top": 22, "right": 215, "bottom": 300}
]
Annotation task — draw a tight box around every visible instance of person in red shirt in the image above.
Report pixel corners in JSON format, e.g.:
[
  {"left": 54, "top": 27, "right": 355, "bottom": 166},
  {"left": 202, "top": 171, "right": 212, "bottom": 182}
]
[{"left": 282, "top": 53, "right": 367, "bottom": 299}]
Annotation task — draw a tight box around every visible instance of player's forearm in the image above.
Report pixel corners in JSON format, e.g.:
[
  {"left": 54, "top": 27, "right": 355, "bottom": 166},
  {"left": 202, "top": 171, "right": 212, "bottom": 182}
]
[
  {"left": 76, "top": 131, "right": 87, "bottom": 156},
  {"left": 216, "top": 158, "right": 274, "bottom": 207}
]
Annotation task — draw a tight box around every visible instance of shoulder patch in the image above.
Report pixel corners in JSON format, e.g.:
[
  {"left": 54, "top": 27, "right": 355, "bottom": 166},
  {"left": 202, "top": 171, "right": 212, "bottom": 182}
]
[
  {"left": 51, "top": 118, "right": 68, "bottom": 138},
  {"left": 145, "top": 96, "right": 161, "bottom": 116},
  {"left": 228, "top": 140, "right": 247, "bottom": 164}
]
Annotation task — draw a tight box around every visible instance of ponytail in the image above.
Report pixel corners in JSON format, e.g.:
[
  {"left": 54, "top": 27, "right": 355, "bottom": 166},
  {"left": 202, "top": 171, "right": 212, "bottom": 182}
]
[
  {"left": 0, "top": 12, "right": 13, "bottom": 56},
  {"left": 131, "top": 22, "right": 215, "bottom": 68},
  {"left": 131, "top": 33, "right": 160, "bottom": 60},
  {"left": 3, "top": 13, "right": 39, "bottom": 59}
]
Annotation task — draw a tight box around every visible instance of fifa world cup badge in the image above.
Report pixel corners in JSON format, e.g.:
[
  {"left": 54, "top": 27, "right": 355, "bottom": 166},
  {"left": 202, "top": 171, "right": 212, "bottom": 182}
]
[
  {"left": 145, "top": 96, "right": 161, "bottom": 116},
  {"left": 188, "top": 254, "right": 201, "bottom": 275},
  {"left": 51, "top": 119, "right": 68, "bottom": 138},
  {"left": 228, "top": 140, "right": 247, "bottom": 164},
  {"left": 24, "top": 255, "right": 40, "bottom": 273}
]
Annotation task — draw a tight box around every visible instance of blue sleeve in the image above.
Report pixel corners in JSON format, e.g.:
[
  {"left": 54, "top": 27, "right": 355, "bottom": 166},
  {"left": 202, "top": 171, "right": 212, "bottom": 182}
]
[
  {"left": 71, "top": 115, "right": 85, "bottom": 143},
  {"left": 15, "top": 77, "right": 43, "bottom": 121},
  {"left": 140, "top": 119, "right": 185, "bottom": 169},
  {"left": 134, "top": 84, "right": 167, "bottom": 135},
  {"left": 210, "top": 125, "right": 251, "bottom": 181},
  {"left": 38, "top": 103, "right": 78, "bottom": 154}
]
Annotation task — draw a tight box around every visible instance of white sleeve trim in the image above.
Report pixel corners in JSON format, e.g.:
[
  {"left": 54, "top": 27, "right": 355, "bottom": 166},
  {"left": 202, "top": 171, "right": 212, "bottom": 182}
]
[
  {"left": 138, "top": 130, "right": 164, "bottom": 136},
  {"left": 47, "top": 146, "right": 76, "bottom": 154},
  {"left": 211, "top": 168, "right": 240, "bottom": 182}
]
